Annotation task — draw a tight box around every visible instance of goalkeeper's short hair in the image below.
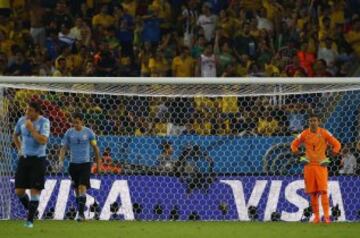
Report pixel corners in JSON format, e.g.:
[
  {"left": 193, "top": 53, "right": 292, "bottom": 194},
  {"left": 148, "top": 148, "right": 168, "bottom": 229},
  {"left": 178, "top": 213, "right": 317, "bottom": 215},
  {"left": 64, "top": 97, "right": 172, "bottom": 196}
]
[
  {"left": 72, "top": 111, "right": 84, "bottom": 121},
  {"left": 308, "top": 112, "right": 320, "bottom": 120}
]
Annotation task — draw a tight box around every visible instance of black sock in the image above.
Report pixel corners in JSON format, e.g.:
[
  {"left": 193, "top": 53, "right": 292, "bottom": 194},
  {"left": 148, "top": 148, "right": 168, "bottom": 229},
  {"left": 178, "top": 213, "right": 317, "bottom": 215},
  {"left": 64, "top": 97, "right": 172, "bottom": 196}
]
[
  {"left": 78, "top": 196, "right": 86, "bottom": 217},
  {"left": 75, "top": 197, "right": 79, "bottom": 207},
  {"left": 27, "top": 200, "right": 39, "bottom": 223},
  {"left": 18, "top": 195, "right": 29, "bottom": 210}
]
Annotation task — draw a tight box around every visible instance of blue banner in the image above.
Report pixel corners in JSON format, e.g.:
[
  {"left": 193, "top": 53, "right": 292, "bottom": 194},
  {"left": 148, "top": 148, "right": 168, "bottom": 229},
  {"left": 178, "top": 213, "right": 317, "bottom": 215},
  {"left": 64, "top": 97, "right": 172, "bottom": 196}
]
[
  {"left": 9, "top": 136, "right": 294, "bottom": 174},
  {"left": 9, "top": 175, "right": 360, "bottom": 221}
]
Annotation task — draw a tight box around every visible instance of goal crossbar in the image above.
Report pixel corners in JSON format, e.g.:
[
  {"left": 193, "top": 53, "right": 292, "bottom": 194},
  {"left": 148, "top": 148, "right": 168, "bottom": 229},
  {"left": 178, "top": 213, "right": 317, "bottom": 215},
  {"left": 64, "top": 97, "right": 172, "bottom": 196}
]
[{"left": 0, "top": 76, "right": 359, "bottom": 85}]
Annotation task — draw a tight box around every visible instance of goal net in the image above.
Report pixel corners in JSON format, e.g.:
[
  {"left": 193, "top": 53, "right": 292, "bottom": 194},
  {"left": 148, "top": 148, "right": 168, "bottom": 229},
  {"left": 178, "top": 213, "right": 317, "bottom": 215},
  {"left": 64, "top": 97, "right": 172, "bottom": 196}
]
[{"left": 0, "top": 77, "right": 359, "bottom": 222}]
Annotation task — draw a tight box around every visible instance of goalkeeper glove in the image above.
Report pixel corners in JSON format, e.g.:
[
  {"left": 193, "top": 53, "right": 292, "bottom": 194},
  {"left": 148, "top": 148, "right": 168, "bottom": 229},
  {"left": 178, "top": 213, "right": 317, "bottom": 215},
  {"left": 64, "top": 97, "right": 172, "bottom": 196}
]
[
  {"left": 319, "top": 157, "right": 331, "bottom": 167},
  {"left": 299, "top": 156, "right": 310, "bottom": 165}
]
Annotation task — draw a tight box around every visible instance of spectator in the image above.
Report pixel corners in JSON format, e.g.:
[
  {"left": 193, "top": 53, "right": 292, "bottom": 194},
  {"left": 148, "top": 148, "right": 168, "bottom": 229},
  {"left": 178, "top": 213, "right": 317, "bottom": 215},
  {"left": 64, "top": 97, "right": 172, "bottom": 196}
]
[
  {"left": 6, "top": 50, "right": 32, "bottom": 75},
  {"left": 29, "top": 0, "right": 46, "bottom": 47},
  {"left": 151, "top": 0, "right": 172, "bottom": 32},
  {"left": 285, "top": 56, "right": 307, "bottom": 77},
  {"left": 0, "top": 29, "right": 14, "bottom": 57},
  {"left": 286, "top": 104, "right": 306, "bottom": 134},
  {"left": 345, "top": 17, "right": 360, "bottom": 57},
  {"left": 122, "top": 0, "right": 137, "bottom": 17},
  {"left": 38, "top": 55, "right": 55, "bottom": 76},
  {"left": 257, "top": 39, "right": 273, "bottom": 68},
  {"left": 139, "top": 41, "right": 152, "bottom": 77},
  {"left": 234, "top": 22, "right": 257, "bottom": 59},
  {"left": 297, "top": 42, "right": 316, "bottom": 76},
  {"left": 78, "top": 3, "right": 93, "bottom": 23},
  {"left": 84, "top": 60, "right": 95, "bottom": 76},
  {"left": 196, "top": 42, "right": 217, "bottom": 77},
  {"left": 180, "top": 0, "right": 199, "bottom": 47},
  {"left": 314, "top": 59, "right": 332, "bottom": 77},
  {"left": 53, "top": 0, "right": 73, "bottom": 31},
  {"left": 141, "top": 7, "right": 162, "bottom": 44},
  {"left": 247, "top": 62, "right": 265, "bottom": 77},
  {"left": 47, "top": 144, "right": 62, "bottom": 174},
  {"left": 334, "top": 23, "right": 353, "bottom": 62},
  {"left": 214, "top": 30, "right": 234, "bottom": 74},
  {"left": 317, "top": 37, "right": 338, "bottom": 68},
  {"left": 8, "top": 20, "right": 27, "bottom": 50},
  {"left": 157, "top": 141, "right": 175, "bottom": 174},
  {"left": 257, "top": 110, "right": 280, "bottom": 136},
  {"left": 221, "top": 62, "right": 237, "bottom": 77},
  {"left": 0, "top": 52, "right": 7, "bottom": 75},
  {"left": 92, "top": 147, "right": 121, "bottom": 174},
  {"left": 149, "top": 49, "right": 169, "bottom": 77},
  {"left": 94, "top": 43, "right": 117, "bottom": 76},
  {"left": 197, "top": 3, "right": 217, "bottom": 42},
  {"left": 217, "top": 9, "right": 234, "bottom": 39},
  {"left": 340, "top": 146, "right": 357, "bottom": 175},
  {"left": 319, "top": 16, "right": 335, "bottom": 42},
  {"left": 92, "top": 5, "right": 115, "bottom": 29},
  {"left": 53, "top": 56, "right": 70, "bottom": 76},
  {"left": 69, "top": 17, "right": 86, "bottom": 43},
  {"left": 355, "top": 141, "right": 360, "bottom": 175},
  {"left": 114, "top": 5, "right": 134, "bottom": 29},
  {"left": 175, "top": 144, "right": 215, "bottom": 194},
  {"left": 0, "top": 0, "right": 10, "bottom": 18},
  {"left": 172, "top": 46, "right": 194, "bottom": 77},
  {"left": 191, "top": 35, "right": 206, "bottom": 59},
  {"left": 206, "top": 0, "right": 228, "bottom": 15},
  {"left": 256, "top": 7, "right": 273, "bottom": 32},
  {"left": 158, "top": 32, "right": 178, "bottom": 62},
  {"left": 116, "top": 16, "right": 134, "bottom": 59},
  {"left": 58, "top": 24, "right": 75, "bottom": 46}
]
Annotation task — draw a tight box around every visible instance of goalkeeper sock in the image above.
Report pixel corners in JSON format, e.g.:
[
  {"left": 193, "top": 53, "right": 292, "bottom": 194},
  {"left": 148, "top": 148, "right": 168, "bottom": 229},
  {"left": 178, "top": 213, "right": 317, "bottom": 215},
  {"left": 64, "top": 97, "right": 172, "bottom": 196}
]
[
  {"left": 310, "top": 193, "right": 319, "bottom": 219},
  {"left": 321, "top": 192, "right": 330, "bottom": 219},
  {"left": 78, "top": 194, "right": 86, "bottom": 217},
  {"left": 27, "top": 195, "right": 40, "bottom": 223},
  {"left": 17, "top": 194, "right": 29, "bottom": 210}
]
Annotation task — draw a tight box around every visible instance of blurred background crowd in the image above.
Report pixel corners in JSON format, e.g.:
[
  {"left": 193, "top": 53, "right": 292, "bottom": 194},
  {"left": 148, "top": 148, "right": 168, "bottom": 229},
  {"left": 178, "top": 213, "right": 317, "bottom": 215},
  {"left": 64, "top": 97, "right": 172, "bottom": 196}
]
[
  {"left": 4, "top": 88, "right": 328, "bottom": 137},
  {"left": 0, "top": 0, "right": 359, "bottom": 78}
]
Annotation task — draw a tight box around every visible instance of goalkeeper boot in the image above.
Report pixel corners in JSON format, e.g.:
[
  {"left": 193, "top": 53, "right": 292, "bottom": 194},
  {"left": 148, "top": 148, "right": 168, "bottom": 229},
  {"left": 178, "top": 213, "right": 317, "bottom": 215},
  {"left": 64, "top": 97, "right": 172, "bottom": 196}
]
[
  {"left": 24, "top": 221, "right": 33, "bottom": 228},
  {"left": 313, "top": 216, "right": 320, "bottom": 224},
  {"left": 324, "top": 217, "right": 331, "bottom": 224}
]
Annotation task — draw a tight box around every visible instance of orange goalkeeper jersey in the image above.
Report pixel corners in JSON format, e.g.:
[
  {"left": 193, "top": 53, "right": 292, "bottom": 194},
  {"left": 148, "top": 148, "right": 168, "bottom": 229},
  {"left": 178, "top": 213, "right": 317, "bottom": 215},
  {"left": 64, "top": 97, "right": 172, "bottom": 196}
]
[{"left": 291, "top": 128, "right": 341, "bottom": 165}]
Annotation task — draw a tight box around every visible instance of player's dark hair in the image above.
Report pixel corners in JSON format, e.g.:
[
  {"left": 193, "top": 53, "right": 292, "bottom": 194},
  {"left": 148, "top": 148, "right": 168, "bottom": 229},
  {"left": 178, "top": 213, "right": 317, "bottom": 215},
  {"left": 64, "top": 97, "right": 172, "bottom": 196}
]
[
  {"left": 28, "top": 101, "right": 42, "bottom": 113},
  {"left": 308, "top": 112, "right": 320, "bottom": 119},
  {"left": 72, "top": 112, "right": 84, "bottom": 121}
]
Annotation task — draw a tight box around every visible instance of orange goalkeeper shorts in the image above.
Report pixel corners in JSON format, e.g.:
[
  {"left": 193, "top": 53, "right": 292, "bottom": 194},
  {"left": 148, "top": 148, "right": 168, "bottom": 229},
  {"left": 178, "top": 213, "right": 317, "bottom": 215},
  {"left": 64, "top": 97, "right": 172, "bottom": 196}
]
[{"left": 303, "top": 164, "right": 328, "bottom": 194}]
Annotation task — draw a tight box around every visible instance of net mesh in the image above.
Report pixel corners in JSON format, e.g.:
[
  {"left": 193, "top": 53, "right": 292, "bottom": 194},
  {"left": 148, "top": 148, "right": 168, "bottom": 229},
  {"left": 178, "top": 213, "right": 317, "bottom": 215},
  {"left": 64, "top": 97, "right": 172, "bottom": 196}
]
[
  {"left": 0, "top": 83, "right": 359, "bottom": 221},
  {"left": 1, "top": 82, "right": 360, "bottom": 97}
]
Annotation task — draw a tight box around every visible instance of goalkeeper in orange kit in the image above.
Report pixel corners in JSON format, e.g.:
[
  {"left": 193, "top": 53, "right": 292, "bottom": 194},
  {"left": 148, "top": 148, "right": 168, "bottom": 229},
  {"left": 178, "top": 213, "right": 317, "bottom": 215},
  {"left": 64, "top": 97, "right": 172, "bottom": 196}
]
[{"left": 291, "top": 113, "right": 341, "bottom": 224}]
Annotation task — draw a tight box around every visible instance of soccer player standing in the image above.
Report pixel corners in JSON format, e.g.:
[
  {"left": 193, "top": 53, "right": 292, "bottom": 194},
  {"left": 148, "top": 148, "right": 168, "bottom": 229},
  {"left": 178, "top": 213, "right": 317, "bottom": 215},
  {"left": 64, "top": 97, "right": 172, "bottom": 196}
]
[
  {"left": 14, "top": 101, "right": 50, "bottom": 228},
  {"left": 59, "top": 112, "right": 101, "bottom": 221},
  {"left": 291, "top": 113, "right": 341, "bottom": 224}
]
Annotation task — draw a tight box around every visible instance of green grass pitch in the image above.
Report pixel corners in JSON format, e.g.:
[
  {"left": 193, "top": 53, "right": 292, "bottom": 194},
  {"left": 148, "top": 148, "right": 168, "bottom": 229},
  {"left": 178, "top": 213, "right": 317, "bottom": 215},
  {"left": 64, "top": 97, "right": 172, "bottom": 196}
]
[{"left": 1, "top": 221, "right": 360, "bottom": 238}]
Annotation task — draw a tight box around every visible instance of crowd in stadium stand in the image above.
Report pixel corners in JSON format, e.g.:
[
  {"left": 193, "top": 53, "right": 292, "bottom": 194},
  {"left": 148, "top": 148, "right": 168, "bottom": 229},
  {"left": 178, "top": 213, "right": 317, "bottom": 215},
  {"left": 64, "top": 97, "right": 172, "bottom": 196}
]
[
  {"left": 0, "top": 0, "right": 359, "bottom": 78},
  {"left": 5, "top": 89, "right": 324, "bottom": 137}
]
